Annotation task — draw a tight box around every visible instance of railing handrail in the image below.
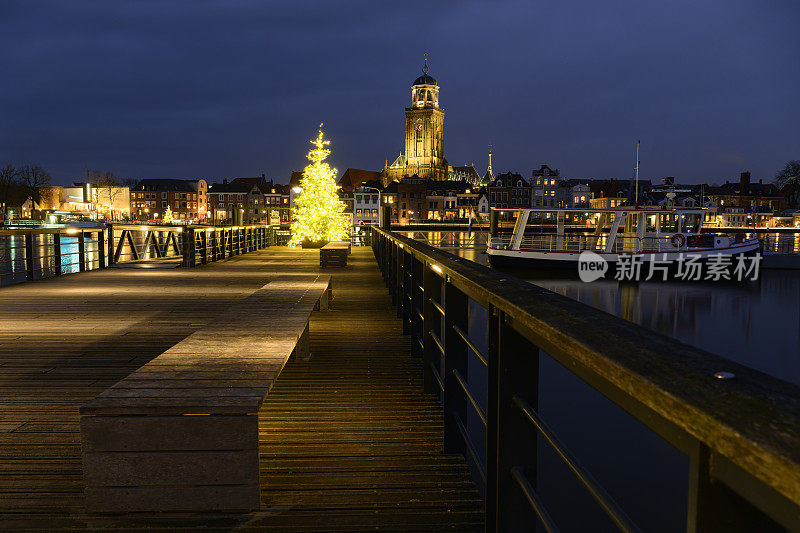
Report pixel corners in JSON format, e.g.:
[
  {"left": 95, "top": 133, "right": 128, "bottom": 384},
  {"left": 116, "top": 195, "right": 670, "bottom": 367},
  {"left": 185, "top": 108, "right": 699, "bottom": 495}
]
[{"left": 373, "top": 226, "right": 800, "bottom": 528}]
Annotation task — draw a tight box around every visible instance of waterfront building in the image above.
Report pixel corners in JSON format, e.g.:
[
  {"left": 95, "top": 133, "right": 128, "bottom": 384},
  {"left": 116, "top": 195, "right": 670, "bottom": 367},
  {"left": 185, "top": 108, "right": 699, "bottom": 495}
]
[
  {"left": 426, "top": 179, "right": 471, "bottom": 220},
  {"left": 531, "top": 165, "right": 560, "bottom": 207},
  {"left": 207, "top": 180, "right": 249, "bottom": 224},
  {"left": 353, "top": 186, "right": 381, "bottom": 226},
  {"left": 131, "top": 179, "right": 198, "bottom": 221},
  {"left": 396, "top": 176, "right": 428, "bottom": 223},
  {"left": 381, "top": 59, "right": 448, "bottom": 185},
  {"left": 381, "top": 181, "right": 399, "bottom": 223},
  {"left": 588, "top": 179, "right": 630, "bottom": 209},
  {"left": 487, "top": 171, "right": 531, "bottom": 211},
  {"left": 558, "top": 179, "right": 591, "bottom": 208},
  {"left": 186, "top": 179, "right": 209, "bottom": 220},
  {"left": 706, "top": 172, "right": 785, "bottom": 213},
  {"left": 476, "top": 187, "right": 490, "bottom": 221},
  {"left": 40, "top": 183, "right": 131, "bottom": 220}
]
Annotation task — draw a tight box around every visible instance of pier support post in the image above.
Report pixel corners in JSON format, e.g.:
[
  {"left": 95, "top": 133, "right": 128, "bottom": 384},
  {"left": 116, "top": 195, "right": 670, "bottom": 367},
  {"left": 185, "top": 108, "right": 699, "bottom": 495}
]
[
  {"left": 78, "top": 232, "right": 86, "bottom": 272},
  {"left": 422, "top": 264, "right": 443, "bottom": 395},
  {"left": 687, "top": 443, "right": 783, "bottom": 533},
  {"left": 97, "top": 230, "right": 106, "bottom": 269},
  {"left": 24, "top": 233, "right": 34, "bottom": 281},
  {"left": 54, "top": 232, "right": 62, "bottom": 275},
  {"left": 442, "top": 282, "right": 469, "bottom": 456},
  {"left": 487, "top": 309, "right": 540, "bottom": 533}
]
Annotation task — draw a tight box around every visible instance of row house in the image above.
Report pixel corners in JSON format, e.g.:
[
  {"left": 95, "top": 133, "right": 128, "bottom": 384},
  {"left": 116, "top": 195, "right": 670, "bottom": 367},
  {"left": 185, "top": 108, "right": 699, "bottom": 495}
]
[
  {"left": 560, "top": 179, "right": 591, "bottom": 208},
  {"left": 396, "top": 176, "right": 428, "bottom": 224},
  {"left": 230, "top": 177, "right": 290, "bottom": 224},
  {"left": 382, "top": 181, "right": 399, "bottom": 223},
  {"left": 353, "top": 185, "right": 381, "bottom": 225},
  {"left": 207, "top": 181, "right": 250, "bottom": 224},
  {"left": 130, "top": 179, "right": 200, "bottom": 221},
  {"left": 487, "top": 172, "right": 531, "bottom": 213},
  {"left": 531, "top": 165, "right": 559, "bottom": 207},
  {"left": 208, "top": 177, "right": 291, "bottom": 225},
  {"left": 705, "top": 172, "right": 785, "bottom": 213}
]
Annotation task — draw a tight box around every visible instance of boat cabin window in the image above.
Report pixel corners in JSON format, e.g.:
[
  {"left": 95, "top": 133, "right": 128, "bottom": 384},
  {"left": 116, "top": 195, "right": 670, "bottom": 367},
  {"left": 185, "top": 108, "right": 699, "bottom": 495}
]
[
  {"left": 645, "top": 214, "right": 657, "bottom": 233},
  {"left": 660, "top": 214, "right": 679, "bottom": 233},
  {"left": 681, "top": 213, "right": 702, "bottom": 233}
]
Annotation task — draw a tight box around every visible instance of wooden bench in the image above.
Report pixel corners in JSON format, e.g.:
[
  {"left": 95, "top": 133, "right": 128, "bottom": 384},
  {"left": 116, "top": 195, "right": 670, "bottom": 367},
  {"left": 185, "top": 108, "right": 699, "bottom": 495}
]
[
  {"left": 320, "top": 241, "right": 350, "bottom": 268},
  {"left": 79, "top": 274, "right": 332, "bottom": 513}
]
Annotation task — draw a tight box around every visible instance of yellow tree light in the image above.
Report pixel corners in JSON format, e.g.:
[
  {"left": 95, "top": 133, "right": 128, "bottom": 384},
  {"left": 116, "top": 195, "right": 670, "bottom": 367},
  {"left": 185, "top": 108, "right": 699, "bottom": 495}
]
[{"left": 290, "top": 124, "right": 350, "bottom": 246}]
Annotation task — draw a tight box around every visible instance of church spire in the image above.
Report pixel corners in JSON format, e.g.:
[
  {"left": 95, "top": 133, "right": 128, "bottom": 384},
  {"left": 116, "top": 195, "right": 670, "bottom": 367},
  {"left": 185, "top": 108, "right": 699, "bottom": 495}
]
[
  {"left": 487, "top": 144, "right": 493, "bottom": 175},
  {"left": 422, "top": 52, "right": 429, "bottom": 75}
]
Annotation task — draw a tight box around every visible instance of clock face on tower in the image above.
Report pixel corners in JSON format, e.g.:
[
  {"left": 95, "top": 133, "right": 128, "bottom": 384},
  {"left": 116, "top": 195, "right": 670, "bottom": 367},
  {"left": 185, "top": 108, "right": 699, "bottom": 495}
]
[{"left": 416, "top": 123, "right": 422, "bottom": 131}]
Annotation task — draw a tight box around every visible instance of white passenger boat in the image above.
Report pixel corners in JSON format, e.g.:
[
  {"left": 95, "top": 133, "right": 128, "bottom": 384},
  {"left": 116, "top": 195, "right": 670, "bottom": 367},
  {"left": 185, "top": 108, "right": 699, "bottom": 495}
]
[{"left": 487, "top": 207, "right": 761, "bottom": 268}]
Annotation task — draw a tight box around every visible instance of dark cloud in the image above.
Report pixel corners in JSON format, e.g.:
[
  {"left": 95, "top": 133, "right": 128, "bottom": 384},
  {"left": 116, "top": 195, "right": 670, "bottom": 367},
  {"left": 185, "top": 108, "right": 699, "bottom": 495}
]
[{"left": 1, "top": 0, "right": 798, "bottom": 184}]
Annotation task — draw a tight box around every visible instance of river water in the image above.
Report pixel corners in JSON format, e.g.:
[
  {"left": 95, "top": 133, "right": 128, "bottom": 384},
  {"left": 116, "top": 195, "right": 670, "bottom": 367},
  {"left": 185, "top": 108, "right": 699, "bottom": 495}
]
[{"left": 406, "top": 230, "right": 800, "bottom": 532}]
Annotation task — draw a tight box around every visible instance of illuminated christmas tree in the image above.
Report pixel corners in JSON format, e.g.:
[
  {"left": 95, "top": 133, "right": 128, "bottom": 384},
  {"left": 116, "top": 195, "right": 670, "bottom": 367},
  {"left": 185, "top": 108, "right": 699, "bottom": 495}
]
[
  {"left": 162, "top": 205, "right": 174, "bottom": 224},
  {"left": 290, "top": 125, "right": 349, "bottom": 246}
]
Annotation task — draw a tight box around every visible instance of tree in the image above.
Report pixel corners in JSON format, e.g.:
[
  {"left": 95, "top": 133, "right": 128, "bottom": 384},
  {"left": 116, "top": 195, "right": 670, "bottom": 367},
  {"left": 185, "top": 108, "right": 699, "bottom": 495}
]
[
  {"left": 0, "top": 165, "right": 18, "bottom": 218},
  {"left": 163, "top": 205, "right": 174, "bottom": 224},
  {"left": 89, "top": 170, "right": 122, "bottom": 218},
  {"left": 775, "top": 160, "right": 800, "bottom": 209},
  {"left": 17, "top": 165, "right": 51, "bottom": 208},
  {"left": 289, "top": 125, "right": 349, "bottom": 246}
]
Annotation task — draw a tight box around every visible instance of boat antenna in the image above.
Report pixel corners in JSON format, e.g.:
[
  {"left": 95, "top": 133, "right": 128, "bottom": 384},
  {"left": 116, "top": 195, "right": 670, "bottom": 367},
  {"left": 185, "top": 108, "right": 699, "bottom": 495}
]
[{"left": 634, "top": 140, "right": 640, "bottom": 207}]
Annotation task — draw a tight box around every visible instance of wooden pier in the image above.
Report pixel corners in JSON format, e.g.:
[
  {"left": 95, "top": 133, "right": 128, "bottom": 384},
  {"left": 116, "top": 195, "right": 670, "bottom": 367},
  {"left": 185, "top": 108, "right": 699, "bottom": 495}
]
[{"left": 0, "top": 246, "right": 483, "bottom": 530}]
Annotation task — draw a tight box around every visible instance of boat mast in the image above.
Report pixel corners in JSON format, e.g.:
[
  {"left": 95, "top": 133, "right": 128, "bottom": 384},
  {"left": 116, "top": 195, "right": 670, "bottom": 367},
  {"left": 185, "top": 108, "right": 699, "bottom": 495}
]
[{"left": 634, "top": 140, "right": 640, "bottom": 206}]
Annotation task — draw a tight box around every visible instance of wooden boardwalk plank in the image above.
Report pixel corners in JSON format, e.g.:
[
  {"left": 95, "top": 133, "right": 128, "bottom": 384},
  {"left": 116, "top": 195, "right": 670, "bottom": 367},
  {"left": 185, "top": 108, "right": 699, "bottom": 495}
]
[{"left": 0, "top": 246, "right": 482, "bottom": 530}]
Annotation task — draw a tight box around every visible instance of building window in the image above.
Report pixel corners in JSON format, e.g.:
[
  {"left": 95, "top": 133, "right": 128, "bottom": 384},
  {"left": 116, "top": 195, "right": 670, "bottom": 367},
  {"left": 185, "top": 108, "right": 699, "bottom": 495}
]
[
  {"left": 372, "top": 209, "right": 378, "bottom": 217},
  {"left": 162, "top": 201, "right": 167, "bottom": 208},
  {"left": 356, "top": 209, "right": 362, "bottom": 217}
]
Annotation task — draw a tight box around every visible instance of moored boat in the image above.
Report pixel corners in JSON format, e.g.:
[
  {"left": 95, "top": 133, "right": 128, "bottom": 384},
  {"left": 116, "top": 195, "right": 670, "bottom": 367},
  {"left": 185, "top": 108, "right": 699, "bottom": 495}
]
[{"left": 487, "top": 207, "right": 761, "bottom": 269}]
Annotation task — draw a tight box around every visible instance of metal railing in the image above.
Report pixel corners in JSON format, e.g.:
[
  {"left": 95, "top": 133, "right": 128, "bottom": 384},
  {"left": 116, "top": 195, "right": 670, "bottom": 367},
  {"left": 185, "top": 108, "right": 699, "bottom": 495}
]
[
  {"left": 0, "top": 226, "right": 107, "bottom": 285},
  {"left": 107, "top": 224, "right": 185, "bottom": 264},
  {"left": 180, "top": 225, "right": 273, "bottom": 267},
  {"left": 488, "top": 234, "right": 690, "bottom": 254},
  {"left": 0, "top": 224, "right": 280, "bottom": 286},
  {"left": 404, "top": 230, "right": 488, "bottom": 249},
  {"left": 372, "top": 226, "right": 800, "bottom": 532}
]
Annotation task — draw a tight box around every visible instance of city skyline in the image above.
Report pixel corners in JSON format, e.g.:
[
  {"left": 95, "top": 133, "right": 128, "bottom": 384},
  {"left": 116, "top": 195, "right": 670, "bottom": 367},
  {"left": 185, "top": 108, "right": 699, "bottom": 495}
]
[{"left": 2, "top": 1, "right": 799, "bottom": 186}]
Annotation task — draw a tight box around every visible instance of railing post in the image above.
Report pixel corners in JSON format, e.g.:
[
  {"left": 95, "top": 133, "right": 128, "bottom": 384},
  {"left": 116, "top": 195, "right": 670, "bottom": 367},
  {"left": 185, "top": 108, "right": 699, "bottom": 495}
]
[
  {"left": 410, "top": 257, "right": 424, "bottom": 357},
  {"left": 422, "top": 263, "right": 443, "bottom": 395},
  {"left": 107, "top": 225, "right": 115, "bottom": 266},
  {"left": 395, "top": 244, "right": 404, "bottom": 316},
  {"left": 24, "top": 233, "right": 35, "bottom": 281},
  {"left": 212, "top": 229, "right": 218, "bottom": 261},
  {"left": 442, "top": 282, "right": 469, "bottom": 455},
  {"left": 98, "top": 229, "right": 106, "bottom": 269},
  {"left": 200, "top": 230, "right": 208, "bottom": 264},
  {"left": 487, "top": 309, "right": 540, "bottom": 533},
  {"left": 687, "top": 442, "right": 782, "bottom": 533},
  {"left": 78, "top": 231, "right": 86, "bottom": 272},
  {"left": 182, "top": 227, "right": 194, "bottom": 267},
  {"left": 54, "top": 232, "right": 62, "bottom": 276}
]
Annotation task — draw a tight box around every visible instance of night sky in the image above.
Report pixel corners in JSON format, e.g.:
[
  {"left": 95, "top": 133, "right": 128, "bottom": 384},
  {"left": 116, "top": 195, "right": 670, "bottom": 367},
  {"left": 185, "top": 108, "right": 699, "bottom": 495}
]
[{"left": 2, "top": 0, "right": 798, "bottom": 186}]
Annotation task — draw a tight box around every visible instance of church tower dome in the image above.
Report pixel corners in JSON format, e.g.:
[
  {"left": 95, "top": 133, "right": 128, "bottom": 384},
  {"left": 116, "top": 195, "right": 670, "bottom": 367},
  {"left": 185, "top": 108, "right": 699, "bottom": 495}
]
[{"left": 411, "top": 58, "right": 439, "bottom": 109}]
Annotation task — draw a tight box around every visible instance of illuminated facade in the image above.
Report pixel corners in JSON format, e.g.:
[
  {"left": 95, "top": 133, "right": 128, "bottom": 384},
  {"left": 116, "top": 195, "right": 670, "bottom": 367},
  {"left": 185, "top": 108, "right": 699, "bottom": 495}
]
[{"left": 382, "top": 59, "right": 448, "bottom": 185}]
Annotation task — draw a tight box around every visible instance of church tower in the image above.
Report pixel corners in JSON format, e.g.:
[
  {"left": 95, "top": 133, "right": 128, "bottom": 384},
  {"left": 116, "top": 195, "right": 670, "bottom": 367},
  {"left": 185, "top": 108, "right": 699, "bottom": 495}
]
[{"left": 383, "top": 58, "right": 448, "bottom": 184}]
